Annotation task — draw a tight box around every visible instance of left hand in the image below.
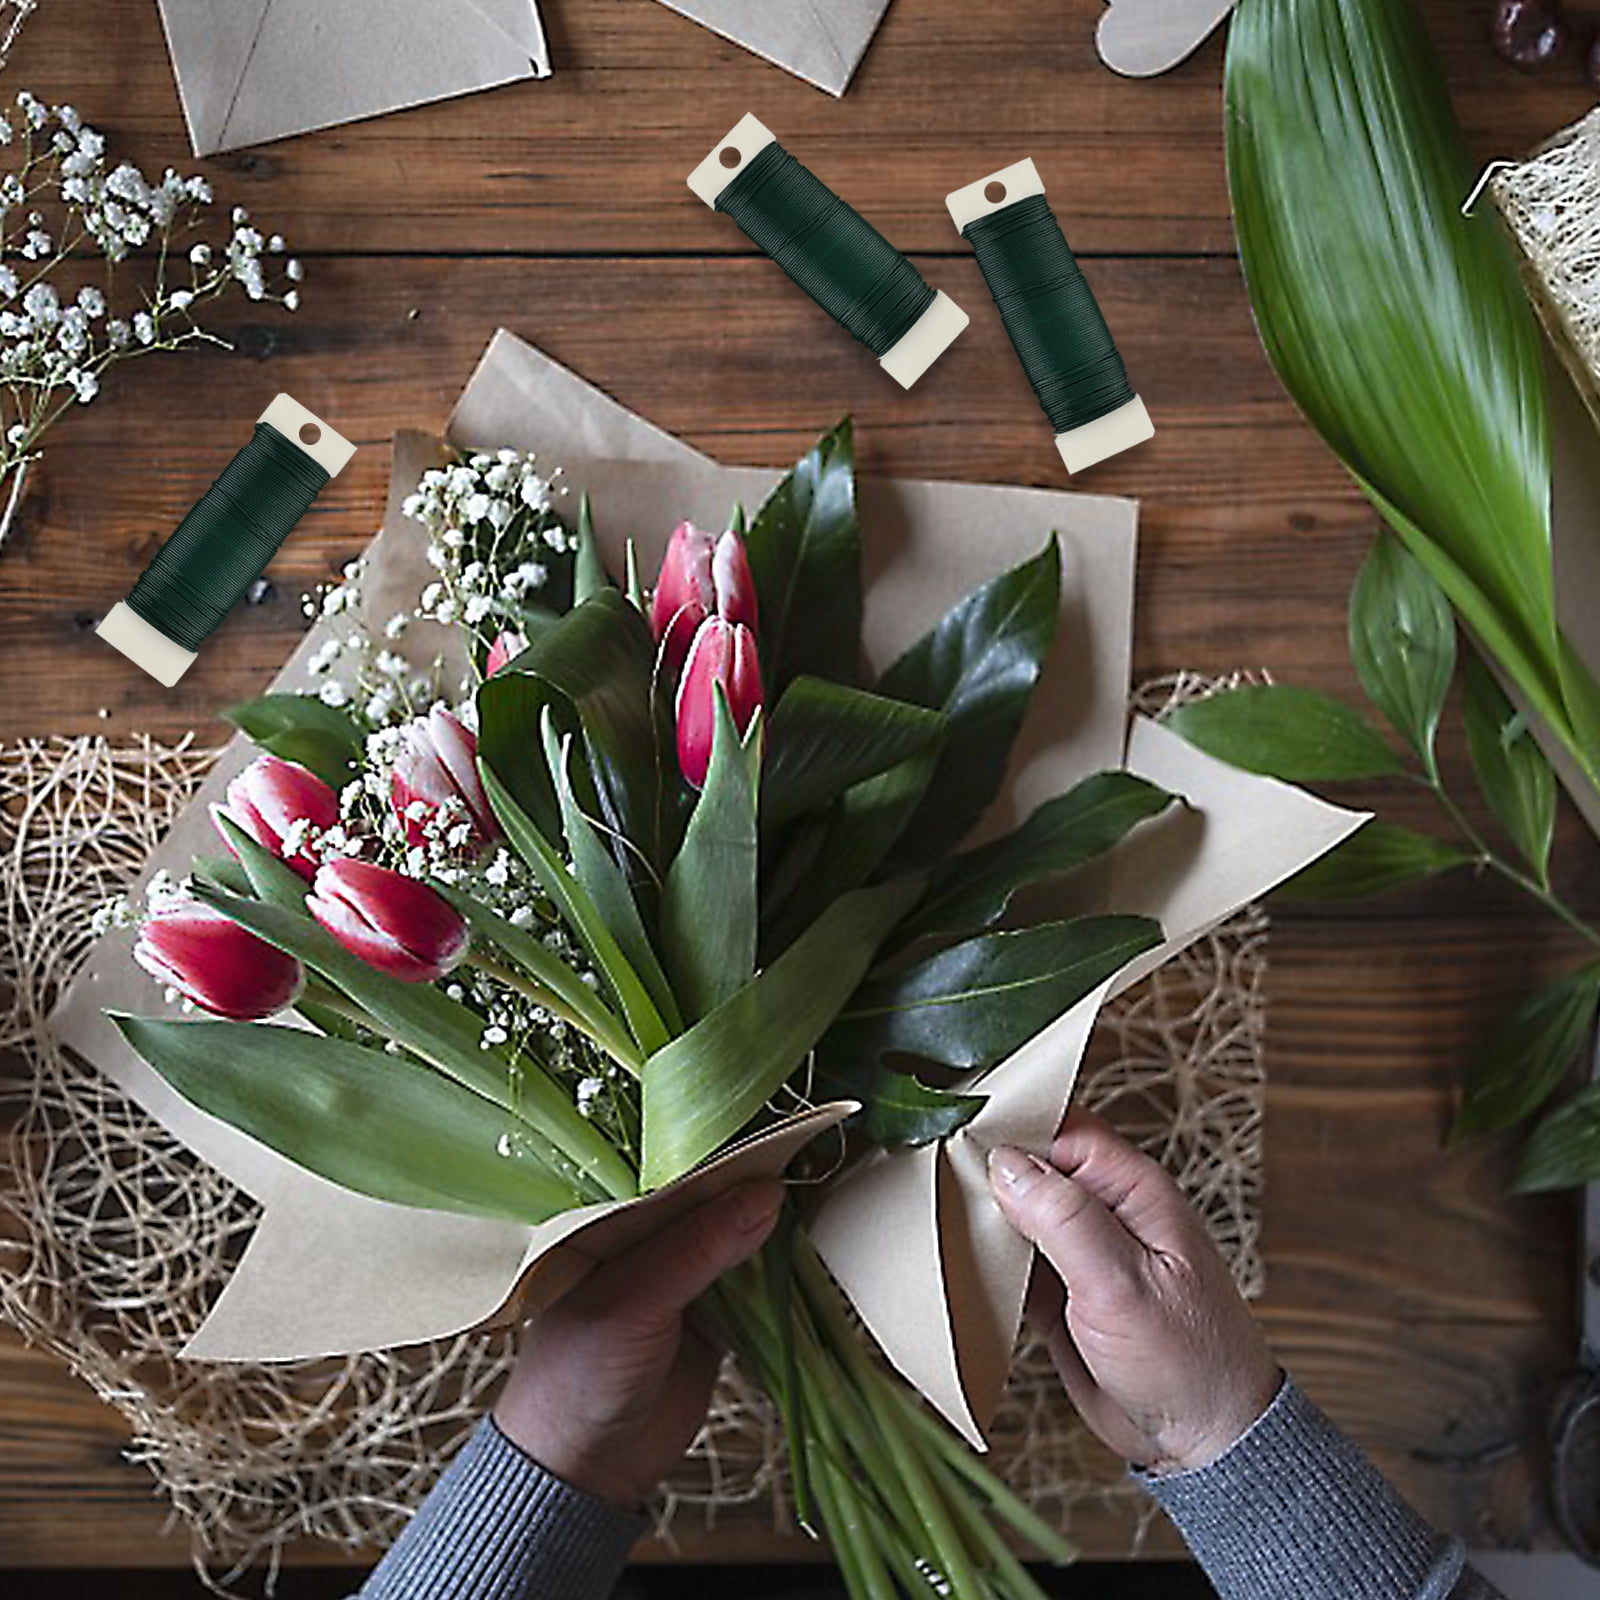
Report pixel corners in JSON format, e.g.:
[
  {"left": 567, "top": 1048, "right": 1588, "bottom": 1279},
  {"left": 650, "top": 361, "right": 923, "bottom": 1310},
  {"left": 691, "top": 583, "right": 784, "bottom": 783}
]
[{"left": 493, "top": 1178, "right": 784, "bottom": 1507}]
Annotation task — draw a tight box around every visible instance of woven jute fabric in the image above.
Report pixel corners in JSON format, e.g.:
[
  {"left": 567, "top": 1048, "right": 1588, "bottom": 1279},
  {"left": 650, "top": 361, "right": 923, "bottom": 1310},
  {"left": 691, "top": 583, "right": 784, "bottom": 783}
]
[{"left": 0, "top": 674, "right": 1268, "bottom": 1589}]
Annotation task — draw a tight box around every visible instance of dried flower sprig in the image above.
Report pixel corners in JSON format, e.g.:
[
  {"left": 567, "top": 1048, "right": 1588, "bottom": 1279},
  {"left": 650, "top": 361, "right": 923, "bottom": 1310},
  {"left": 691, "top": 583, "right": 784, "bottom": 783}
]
[{"left": 0, "top": 90, "right": 303, "bottom": 543}]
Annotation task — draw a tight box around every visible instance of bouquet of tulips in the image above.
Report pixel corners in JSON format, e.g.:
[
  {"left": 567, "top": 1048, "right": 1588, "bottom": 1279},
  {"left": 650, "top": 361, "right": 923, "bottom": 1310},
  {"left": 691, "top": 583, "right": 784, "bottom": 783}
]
[{"left": 116, "top": 423, "right": 1179, "bottom": 1600}]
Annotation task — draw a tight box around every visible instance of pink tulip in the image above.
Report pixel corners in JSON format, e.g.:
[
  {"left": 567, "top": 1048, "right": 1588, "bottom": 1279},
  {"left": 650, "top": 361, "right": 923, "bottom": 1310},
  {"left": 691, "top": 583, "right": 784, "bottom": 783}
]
[
  {"left": 218, "top": 753, "right": 339, "bottom": 880},
  {"left": 134, "top": 902, "right": 304, "bottom": 1020},
  {"left": 484, "top": 629, "right": 526, "bottom": 677},
  {"left": 649, "top": 522, "right": 758, "bottom": 677},
  {"left": 390, "top": 706, "right": 501, "bottom": 855},
  {"left": 306, "top": 859, "right": 469, "bottom": 984},
  {"left": 675, "top": 617, "right": 763, "bottom": 789}
]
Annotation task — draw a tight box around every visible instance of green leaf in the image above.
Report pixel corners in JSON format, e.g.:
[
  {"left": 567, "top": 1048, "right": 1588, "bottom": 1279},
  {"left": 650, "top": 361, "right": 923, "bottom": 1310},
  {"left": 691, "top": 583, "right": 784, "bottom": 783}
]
[
  {"left": 211, "top": 811, "right": 309, "bottom": 911},
  {"left": 222, "top": 694, "right": 366, "bottom": 788},
  {"left": 114, "top": 1016, "right": 580, "bottom": 1223},
  {"left": 1513, "top": 1081, "right": 1600, "bottom": 1192},
  {"left": 900, "top": 772, "right": 1176, "bottom": 942},
  {"left": 1274, "top": 821, "right": 1472, "bottom": 902},
  {"left": 660, "top": 695, "right": 760, "bottom": 1021},
  {"left": 574, "top": 493, "right": 612, "bottom": 605},
  {"left": 1462, "top": 651, "right": 1558, "bottom": 887},
  {"left": 857, "top": 1070, "right": 987, "bottom": 1148},
  {"left": 190, "top": 878, "right": 636, "bottom": 1201},
  {"left": 1349, "top": 533, "right": 1456, "bottom": 774},
  {"left": 879, "top": 537, "right": 1063, "bottom": 866},
  {"left": 640, "top": 876, "right": 924, "bottom": 1188},
  {"left": 1164, "top": 685, "right": 1405, "bottom": 782},
  {"left": 744, "top": 420, "right": 861, "bottom": 693},
  {"left": 192, "top": 853, "right": 253, "bottom": 899},
  {"left": 823, "top": 914, "right": 1162, "bottom": 1075},
  {"left": 1454, "top": 964, "right": 1600, "bottom": 1141},
  {"left": 1224, "top": 0, "right": 1600, "bottom": 806},
  {"left": 762, "top": 677, "right": 945, "bottom": 830},
  {"left": 481, "top": 762, "right": 671, "bottom": 1058}
]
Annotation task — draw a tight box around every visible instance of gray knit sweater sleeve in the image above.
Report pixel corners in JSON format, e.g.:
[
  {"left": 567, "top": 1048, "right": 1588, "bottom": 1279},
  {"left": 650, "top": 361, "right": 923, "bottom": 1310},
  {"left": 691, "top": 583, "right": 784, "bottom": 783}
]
[
  {"left": 356, "top": 1416, "right": 644, "bottom": 1600},
  {"left": 1140, "top": 1376, "right": 1506, "bottom": 1600}
]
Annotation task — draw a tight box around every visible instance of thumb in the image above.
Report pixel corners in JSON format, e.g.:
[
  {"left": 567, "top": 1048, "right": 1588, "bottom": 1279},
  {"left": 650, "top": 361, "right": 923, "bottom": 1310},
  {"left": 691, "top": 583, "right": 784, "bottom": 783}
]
[
  {"left": 988, "top": 1145, "right": 1142, "bottom": 1293},
  {"left": 590, "top": 1178, "right": 784, "bottom": 1325}
]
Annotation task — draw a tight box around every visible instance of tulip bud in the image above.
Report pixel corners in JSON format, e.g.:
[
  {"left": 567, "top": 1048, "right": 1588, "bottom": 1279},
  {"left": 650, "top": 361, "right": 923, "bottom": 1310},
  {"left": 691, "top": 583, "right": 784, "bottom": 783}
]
[
  {"left": 306, "top": 859, "right": 470, "bottom": 984},
  {"left": 675, "top": 617, "right": 763, "bottom": 789},
  {"left": 135, "top": 902, "right": 305, "bottom": 1020},
  {"left": 390, "top": 706, "right": 501, "bottom": 855},
  {"left": 649, "top": 522, "right": 758, "bottom": 676},
  {"left": 484, "top": 629, "right": 526, "bottom": 677},
  {"left": 218, "top": 753, "right": 339, "bottom": 880}
]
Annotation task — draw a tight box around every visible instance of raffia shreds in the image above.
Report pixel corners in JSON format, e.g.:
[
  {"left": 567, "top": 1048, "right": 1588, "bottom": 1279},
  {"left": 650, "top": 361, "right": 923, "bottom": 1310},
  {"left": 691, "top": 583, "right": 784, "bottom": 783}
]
[
  {"left": 0, "top": 681, "right": 1269, "bottom": 1588},
  {"left": 1493, "top": 107, "right": 1600, "bottom": 427}
]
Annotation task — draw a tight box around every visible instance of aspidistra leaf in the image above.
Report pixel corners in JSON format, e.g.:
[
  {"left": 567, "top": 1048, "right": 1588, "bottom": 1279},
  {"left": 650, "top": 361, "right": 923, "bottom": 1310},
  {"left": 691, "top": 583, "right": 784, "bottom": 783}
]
[
  {"left": 1274, "top": 822, "right": 1471, "bottom": 903},
  {"left": 1462, "top": 651, "right": 1558, "bottom": 887},
  {"left": 222, "top": 694, "right": 366, "bottom": 788},
  {"left": 1513, "top": 1082, "right": 1600, "bottom": 1192},
  {"left": 1164, "top": 685, "right": 1404, "bottom": 783}
]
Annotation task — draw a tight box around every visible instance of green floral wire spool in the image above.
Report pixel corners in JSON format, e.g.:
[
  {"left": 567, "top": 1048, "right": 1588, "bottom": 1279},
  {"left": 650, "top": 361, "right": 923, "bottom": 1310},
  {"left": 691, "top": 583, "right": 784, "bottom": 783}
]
[
  {"left": 689, "top": 113, "right": 969, "bottom": 389},
  {"left": 97, "top": 395, "right": 356, "bottom": 687}
]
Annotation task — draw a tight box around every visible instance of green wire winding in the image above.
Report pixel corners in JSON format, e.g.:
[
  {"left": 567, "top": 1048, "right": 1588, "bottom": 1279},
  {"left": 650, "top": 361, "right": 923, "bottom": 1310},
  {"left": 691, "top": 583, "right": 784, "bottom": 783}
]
[
  {"left": 127, "top": 421, "right": 331, "bottom": 651},
  {"left": 715, "top": 141, "right": 935, "bottom": 359},
  {"left": 963, "top": 193, "right": 1134, "bottom": 435}
]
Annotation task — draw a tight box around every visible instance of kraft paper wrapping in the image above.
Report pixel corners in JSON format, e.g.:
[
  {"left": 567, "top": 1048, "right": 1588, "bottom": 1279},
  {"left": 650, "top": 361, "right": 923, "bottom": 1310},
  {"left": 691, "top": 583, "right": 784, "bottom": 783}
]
[
  {"left": 52, "top": 333, "right": 1365, "bottom": 1441},
  {"left": 156, "top": 0, "right": 551, "bottom": 156}
]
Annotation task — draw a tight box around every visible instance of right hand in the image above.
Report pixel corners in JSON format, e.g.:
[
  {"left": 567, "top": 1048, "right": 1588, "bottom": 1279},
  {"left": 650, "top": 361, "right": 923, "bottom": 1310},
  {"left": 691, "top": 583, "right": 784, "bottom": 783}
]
[{"left": 988, "top": 1109, "right": 1281, "bottom": 1477}]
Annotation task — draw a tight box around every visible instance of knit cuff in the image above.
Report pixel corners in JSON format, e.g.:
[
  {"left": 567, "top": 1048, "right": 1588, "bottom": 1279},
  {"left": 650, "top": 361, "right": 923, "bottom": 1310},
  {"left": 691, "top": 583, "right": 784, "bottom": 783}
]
[
  {"left": 1136, "top": 1377, "right": 1466, "bottom": 1600},
  {"left": 359, "top": 1416, "right": 647, "bottom": 1600}
]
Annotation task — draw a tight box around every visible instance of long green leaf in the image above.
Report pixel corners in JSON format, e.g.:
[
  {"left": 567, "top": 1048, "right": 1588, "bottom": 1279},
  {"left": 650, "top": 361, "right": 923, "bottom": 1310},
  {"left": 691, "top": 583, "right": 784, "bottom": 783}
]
[
  {"left": 639, "top": 876, "right": 923, "bottom": 1188},
  {"left": 899, "top": 772, "right": 1176, "bottom": 942},
  {"left": 1349, "top": 533, "right": 1455, "bottom": 776},
  {"left": 574, "top": 493, "right": 613, "bottom": 604},
  {"left": 114, "top": 1015, "right": 580, "bottom": 1223},
  {"left": 880, "top": 536, "right": 1062, "bottom": 866},
  {"left": 1164, "top": 685, "right": 1404, "bottom": 782},
  {"left": 1453, "top": 964, "right": 1600, "bottom": 1141},
  {"left": 855, "top": 1070, "right": 987, "bottom": 1148},
  {"left": 660, "top": 695, "right": 760, "bottom": 1021},
  {"left": 1274, "top": 821, "right": 1471, "bottom": 903},
  {"left": 1225, "top": 0, "right": 1600, "bottom": 803},
  {"left": 222, "top": 693, "right": 366, "bottom": 788},
  {"left": 212, "top": 811, "right": 310, "bottom": 911},
  {"left": 1513, "top": 1082, "right": 1600, "bottom": 1192},
  {"left": 1462, "top": 651, "right": 1558, "bottom": 888},
  {"left": 821, "top": 915, "right": 1161, "bottom": 1075}
]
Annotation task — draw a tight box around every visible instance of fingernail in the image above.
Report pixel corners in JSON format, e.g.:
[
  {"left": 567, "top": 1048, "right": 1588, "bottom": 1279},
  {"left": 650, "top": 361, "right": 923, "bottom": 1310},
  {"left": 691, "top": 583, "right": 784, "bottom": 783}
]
[
  {"left": 734, "top": 1181, "right": 783, "bottom": 1232},
  {"left": 989, "top": 1146, "right": 1049, "bottom": 1197}
]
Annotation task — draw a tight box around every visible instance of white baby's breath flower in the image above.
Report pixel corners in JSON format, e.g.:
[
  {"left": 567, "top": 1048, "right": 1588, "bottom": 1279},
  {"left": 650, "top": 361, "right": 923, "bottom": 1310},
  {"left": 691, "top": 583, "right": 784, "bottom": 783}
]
[
  {"left": 167, "top": 288, "right": 194, "bottom": 311},
  {"left": 132, "top": 310, "right": 155, "bottom": 345},
  {"left": 317, "top": 681, "right": 350, "bottom": 708},
  {"left": 189, "top": 242, "right": 211, "bottom": 266}
]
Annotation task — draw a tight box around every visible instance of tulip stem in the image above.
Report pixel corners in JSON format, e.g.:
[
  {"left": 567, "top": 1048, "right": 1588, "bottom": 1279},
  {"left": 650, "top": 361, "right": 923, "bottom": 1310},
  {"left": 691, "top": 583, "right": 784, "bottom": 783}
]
[{"left": 468, "top": 954, "right": 644, "bottom": 1077}]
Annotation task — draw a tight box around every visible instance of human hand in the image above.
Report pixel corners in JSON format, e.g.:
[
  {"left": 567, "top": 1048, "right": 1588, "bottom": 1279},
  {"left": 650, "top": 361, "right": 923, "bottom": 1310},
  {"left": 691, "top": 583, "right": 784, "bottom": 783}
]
[
  {"left": 493, "top": 1178, "right": 784, "bottom": 1507},
  {"left": 988, "top": 1109, "right": 1280, "bottom": 1477}
]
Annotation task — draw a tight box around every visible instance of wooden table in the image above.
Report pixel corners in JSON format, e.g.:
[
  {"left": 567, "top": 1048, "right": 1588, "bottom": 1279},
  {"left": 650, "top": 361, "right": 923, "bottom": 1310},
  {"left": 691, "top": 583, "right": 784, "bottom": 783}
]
[{"left": 1, "top": 0, "right": 1596, "bottom": 1575}]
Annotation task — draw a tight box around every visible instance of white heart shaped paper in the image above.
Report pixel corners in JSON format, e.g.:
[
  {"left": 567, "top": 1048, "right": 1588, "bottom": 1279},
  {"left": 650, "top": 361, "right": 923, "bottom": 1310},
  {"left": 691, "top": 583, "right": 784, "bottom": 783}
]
[{"left": 1096, "top": 0, "right": 1238, "bottom": 78}]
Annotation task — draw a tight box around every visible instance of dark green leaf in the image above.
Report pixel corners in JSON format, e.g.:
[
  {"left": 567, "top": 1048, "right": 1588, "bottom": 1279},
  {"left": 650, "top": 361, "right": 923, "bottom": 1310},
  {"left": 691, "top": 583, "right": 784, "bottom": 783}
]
[
  {"left": 222, "top": 694, "right": 366, "bottom": 788},
  {"left": 192, "top": 853, "right": 253, "bottom": 898},
  {"left": 823, "top": 914, "right": 1162, "bottom": 1076},
  {"left": 879, "top": 537, "right": 1063, "bottom": 866},
  {"left": 1274, "top": 821, "right": 1473, "bottom": 902},
  {"left": 854, "top": 1069, "right": 986, "bottom": 1148},
  {"left": 574, "top": 493, "right": 612, "bottom": 605},
  {"left": 640, "top": 876, "right": 924, "bottom": 1188},
  {"left": 1513, "top": 1082, "right": 1600, "bottom": 1192},
  {"left": 1349, "top": 533, "right": 1455, "bottom": 773},
  {"left": 744, "top": 419, "right": 861, "bottom": 693},
  {"left": 1462, "top": 651, "right": 1557, "bottom": 887},
  {"left": 477, "top": 664, "right": 563, "bottom": 843},
  {"left": 660, "top": 695, "right": 760, "bottom": 1021},
  {"left": 762, "top": 677, "right": 945, "bottom": 830},
  {"left": 1454, "top": 964, "right": 1600, "bottom": 1141},
  {"left": 212, "top": 811, "right": 309, "bottom": 911},
  {"left": 114, "top": 1015, "right": 579, "bottom": 1222},
  {"left": 1164, "top": 685, "right": 1405, "bottom": 782},
  {"left": 900, "top": 772, "right": 1176, "bottom": 942}
]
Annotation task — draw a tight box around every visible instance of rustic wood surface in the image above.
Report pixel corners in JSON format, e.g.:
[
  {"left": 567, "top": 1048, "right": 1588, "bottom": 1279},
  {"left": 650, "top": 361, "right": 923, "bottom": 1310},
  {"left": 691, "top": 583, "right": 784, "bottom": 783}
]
[{"left": 1, "top": 0, "right": 1597, "bottom": 1575}]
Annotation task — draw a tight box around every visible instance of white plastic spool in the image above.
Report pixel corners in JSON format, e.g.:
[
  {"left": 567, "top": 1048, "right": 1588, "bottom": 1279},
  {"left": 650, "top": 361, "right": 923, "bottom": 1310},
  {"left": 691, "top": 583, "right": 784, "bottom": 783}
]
[
  {"left": 947, "top": 158, "right": 1154, "bottom": 474},
  {"left": 97, "top": 395, "right": 355, "bottom": 687},
  {"left": 691, "top": 113, "right": 968, "bottom": 391}
]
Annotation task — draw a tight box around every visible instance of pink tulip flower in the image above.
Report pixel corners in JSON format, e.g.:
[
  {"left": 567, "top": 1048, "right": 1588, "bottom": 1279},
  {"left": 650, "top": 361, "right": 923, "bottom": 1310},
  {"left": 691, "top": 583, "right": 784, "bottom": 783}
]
[
  {"left": 218, "top": 753, "right": 339, "bottom": 880},
  {"left": 390, "top": 706, "right": 501, "bottom": 855},
  {"left": 134, "top": 903, "right": 305, "bottom": 1020},
  {"left": 649, "top": 522, "right": 758, "bottom": 677},
  {"left": 306, "top": 859, "right": 470, "bottom": 984},
  {"left": 484, "top": 629, "right": 527, "bottom": 677},
  {"left": 675, "top": 616, "right": 763, "bottom": 789}
]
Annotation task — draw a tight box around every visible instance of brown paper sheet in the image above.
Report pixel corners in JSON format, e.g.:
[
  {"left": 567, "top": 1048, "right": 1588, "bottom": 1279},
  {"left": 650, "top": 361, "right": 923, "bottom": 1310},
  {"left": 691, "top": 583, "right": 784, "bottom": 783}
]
[{"left": 155, "top": 0, "right": 551, "bottom": 157}]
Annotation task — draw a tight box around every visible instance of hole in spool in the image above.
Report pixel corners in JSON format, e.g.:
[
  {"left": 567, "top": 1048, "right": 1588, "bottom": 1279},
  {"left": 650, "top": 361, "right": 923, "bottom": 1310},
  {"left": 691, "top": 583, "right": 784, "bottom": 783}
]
[
  {"left": 719, "top": 146, "right": 742, "bottom": 169},
  {"left": 984, "top": 181, "right": 1007, "bottom": 205},
  {"left": 299, "top": 422, "right": 321, "bottom": 446}
]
